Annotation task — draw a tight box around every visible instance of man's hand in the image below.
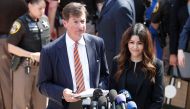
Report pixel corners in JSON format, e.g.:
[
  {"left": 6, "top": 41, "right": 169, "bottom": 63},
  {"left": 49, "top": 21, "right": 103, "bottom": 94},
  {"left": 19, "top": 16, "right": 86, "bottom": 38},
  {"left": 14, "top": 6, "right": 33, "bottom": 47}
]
[
  {"left": 178, "top": 49, "right": 185, "bottom": 67},
  {"left": 63, "top": 88, "right": 80, "bottom": 102},
  {"left": 169, "top": 54, "right": 177, "bottom": 67}
]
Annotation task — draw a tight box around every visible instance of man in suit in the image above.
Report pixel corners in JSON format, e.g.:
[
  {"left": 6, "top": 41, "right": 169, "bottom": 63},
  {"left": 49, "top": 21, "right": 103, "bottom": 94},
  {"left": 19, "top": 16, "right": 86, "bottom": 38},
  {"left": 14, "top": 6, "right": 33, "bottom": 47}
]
[
  {"left": 37, "top": 2, "right": 109, "bottom": 109},
  {"left": 96, "top": 0, "right": 136, "bottom": 70}
]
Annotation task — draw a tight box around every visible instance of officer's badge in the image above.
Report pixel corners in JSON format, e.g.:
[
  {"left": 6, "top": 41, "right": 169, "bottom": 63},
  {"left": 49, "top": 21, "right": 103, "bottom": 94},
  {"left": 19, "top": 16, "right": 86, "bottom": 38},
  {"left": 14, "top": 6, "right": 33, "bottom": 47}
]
[
  {"left": 42, "top": 20, "right": 49, "bottom": 28},
  {"left": 153, "top": 3, "right": 159, "bottom": 14},
  {"left": 10, "top": 21, "right": 21, "bottom": 34}
]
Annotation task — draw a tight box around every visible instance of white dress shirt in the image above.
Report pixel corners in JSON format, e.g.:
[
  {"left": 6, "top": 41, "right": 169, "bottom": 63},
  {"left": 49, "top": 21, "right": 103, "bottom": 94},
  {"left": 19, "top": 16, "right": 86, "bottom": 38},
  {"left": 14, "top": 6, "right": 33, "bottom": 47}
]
[{"left": 66, "top": 33, "right": 90, "bottom": 92}]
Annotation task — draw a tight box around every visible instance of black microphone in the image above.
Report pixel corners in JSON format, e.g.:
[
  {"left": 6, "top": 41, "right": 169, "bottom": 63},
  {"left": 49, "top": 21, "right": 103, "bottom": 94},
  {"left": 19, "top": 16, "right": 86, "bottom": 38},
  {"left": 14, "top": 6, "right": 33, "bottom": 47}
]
[
  {"left": 82, "top": 97, "right": 91, "bottom": 109},
  {"left": 109, "top": 89, "right": 117, "bottom": 109},
  {"left": 115, "top": 94, "right": 126, "bottom": 109},
  {"left": 98, "top": 96, "right": 107, "bottom": 109},
  {"left": 91, "top": 88, "right": 103, "bottom": 109}
]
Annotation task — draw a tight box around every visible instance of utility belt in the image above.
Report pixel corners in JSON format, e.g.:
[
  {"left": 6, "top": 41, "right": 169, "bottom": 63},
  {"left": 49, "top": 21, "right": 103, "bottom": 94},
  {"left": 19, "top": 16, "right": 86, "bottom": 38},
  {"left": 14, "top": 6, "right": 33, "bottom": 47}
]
[{"left": 11, "top": 56, "right": 39, "bottom": 74}]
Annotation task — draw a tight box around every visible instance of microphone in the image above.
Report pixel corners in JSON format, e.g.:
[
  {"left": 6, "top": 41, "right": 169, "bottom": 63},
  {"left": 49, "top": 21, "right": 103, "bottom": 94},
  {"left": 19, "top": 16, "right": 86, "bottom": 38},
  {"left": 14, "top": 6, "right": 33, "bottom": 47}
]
[
  {"left": 116, "top": 104, "right": 122, "bottom": 109},
  {"left": 120, "top": 89, "right": 138, "bottom": 109},
  {"left": 98, "top": 96, "right": 107, "bottom": 109},
  {"left": 125, "top": 101, "right": 137, "bottom": 109},
  {"left": 82, "top": 97, "right": 91, "bottom": 109},
  {"left": 91, "top": 88, "right": 103, "bottom": 109},
  {"left": 115, "top": 94, "right": 126, "bottom": 109},
  {"left": 119, "top": 89, "right": 132, "bottom": 101},
  {"left": 109, "top": 89, "right": 117, "bottom": 109}
]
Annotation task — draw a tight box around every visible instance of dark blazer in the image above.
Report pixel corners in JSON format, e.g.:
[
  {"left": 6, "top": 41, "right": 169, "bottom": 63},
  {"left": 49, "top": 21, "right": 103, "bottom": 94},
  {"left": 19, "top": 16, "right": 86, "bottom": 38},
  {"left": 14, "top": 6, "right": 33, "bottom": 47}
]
[
  {"left": 37, "top": 33, "right": 109, "bottom": 109},
  {"left": 109, "top": 58, "right": 164, "bottom": 109},
  {"left": 97, "top": 0, "right": 135, "bottom": 69},
  {"left": 179, "top": 16, "right": 190, "bottom": 50},
  {"left": 177, "top": 6, "right": 189, "bottom": 51}
]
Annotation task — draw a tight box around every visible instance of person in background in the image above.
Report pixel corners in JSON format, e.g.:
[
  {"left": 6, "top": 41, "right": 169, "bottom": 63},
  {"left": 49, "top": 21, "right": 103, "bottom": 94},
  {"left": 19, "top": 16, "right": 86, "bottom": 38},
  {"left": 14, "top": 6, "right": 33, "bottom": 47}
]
[
  {"left": 0, "top": 0, "right": 27, "bottom": 109},
  {"left": 8, "top": 0, "right": 50, "bottom": 108},
  {"left": 147, "top": 0, "right": 173, "bottom": 75},
  {"left": 147, "top": 0, "right": 172, "bottom": 60},
  {"left": 37, "top": 2, "right": 109, "bottom": 109},
  {"left": 97, "top": 0, "right": 136, "bottom": 70},
  {"left": 109, "top": 23, "right": 164, "bottom": 109},
  {"left": 178, "top": 16, "right": 190, "bottom": 109},
  {"left": 45, "top": 0, "right": 60, "bottom": 40},
  {"left": 169, "top": 0, "right": 187, "bottom": 67}
]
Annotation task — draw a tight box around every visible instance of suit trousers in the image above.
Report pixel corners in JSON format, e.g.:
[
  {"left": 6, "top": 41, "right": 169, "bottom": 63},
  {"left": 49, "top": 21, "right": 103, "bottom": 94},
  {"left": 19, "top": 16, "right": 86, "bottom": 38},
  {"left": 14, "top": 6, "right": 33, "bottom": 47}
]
[
  {"left": 13, "top": 61, "right": 46, "bottom": 109},
  {"left": 0, "top": 37, "right": 12, "bottom": 109}
]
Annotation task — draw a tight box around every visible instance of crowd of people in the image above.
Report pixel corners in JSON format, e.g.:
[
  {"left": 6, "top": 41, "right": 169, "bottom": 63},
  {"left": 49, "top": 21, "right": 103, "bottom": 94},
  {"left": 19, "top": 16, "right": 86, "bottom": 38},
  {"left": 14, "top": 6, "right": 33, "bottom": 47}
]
[{"left": 0, "top": 0, "right": 190, "bottom": 109}]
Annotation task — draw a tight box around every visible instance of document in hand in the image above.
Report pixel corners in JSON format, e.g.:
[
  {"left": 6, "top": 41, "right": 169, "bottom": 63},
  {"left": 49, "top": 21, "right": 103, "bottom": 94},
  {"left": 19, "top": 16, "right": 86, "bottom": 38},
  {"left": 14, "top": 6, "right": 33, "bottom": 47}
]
[{"left": 74, "top": 88, "right": 109, "bottom": 98}]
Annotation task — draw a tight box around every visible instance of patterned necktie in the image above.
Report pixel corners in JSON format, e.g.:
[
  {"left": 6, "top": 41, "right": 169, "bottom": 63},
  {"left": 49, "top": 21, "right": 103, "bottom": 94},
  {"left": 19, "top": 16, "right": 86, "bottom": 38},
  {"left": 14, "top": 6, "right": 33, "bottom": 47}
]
[{"left": 74, "top": 42, "right": 85, "bottom": 93}]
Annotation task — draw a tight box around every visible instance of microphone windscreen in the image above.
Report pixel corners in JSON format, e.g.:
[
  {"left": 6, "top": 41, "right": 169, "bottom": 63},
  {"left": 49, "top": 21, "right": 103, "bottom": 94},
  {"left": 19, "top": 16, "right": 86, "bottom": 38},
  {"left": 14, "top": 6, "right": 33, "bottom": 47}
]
[
  {"left": 93, "top": 88, "right": 103, "bottom": 101},
  {"left": 126, "top": 101, "right": 137, "bottom": 109},
  {"left": 109, "top": 89, "right": 117, "bottom": 102},
  {"left": 82, "top": 97, "right": 91, "bottom": 106},
  {"left": 119, "top": 89, "right": 132, "bottom": 100},
  {"left": 115, "top": 94, "right": 126, "bottom": 104},
  {"left": 98, "top": 96, "right": 107, "bottom": 107}
]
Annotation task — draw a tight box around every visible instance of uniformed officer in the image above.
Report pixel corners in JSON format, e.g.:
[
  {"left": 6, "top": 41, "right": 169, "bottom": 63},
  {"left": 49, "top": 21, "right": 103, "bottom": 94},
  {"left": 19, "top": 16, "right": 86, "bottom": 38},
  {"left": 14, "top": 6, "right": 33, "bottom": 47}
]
[
  {"left": 7, "top": 0, "right": 50, "bottom": 109},
  {"left": 0, "top": 0, "right": 27, "bottom": 109},
  {"left": 146, "top": 0, "right": 172, "bottom": 61}
]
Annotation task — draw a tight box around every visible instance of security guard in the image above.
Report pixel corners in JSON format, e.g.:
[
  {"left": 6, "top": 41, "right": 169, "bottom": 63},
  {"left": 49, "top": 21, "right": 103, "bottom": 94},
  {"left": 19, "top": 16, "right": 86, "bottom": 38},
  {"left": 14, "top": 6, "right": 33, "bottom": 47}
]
[
  {"left": 0, "top": 0, "right": 27, "bottom": 109},
  {"left": 147, "top": 0, "right": 172, "bottom": 59},
  {"left": 7, "top": 0, "right": 50, "bottom": 109}
]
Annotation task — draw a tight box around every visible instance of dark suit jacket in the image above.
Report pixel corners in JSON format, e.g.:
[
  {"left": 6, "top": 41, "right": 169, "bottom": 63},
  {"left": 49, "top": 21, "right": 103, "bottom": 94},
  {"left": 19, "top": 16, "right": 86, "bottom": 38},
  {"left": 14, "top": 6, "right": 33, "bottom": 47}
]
[
  {"left": 169, "top": 0, "right": 187, "bottom": 54},
  {"left": 97, "top": 0, "right": 135, "bottom": 70},
  {"left": 177, "top": 6, "right": 189, "bottom": 51},
  {"left": 179, "top": 16, "right": 190, "bottom": 50},
  {"left": 109, "top": 58, "right": 164, "bottom": 109},
  {"left": 37, "top": 33, "right": 109, "bottom": 109}
]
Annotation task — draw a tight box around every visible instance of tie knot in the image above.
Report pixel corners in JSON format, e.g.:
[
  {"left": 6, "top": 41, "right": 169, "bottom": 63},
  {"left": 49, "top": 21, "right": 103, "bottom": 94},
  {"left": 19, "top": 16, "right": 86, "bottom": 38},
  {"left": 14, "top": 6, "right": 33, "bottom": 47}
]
[{"left": 75, "top": 42, "right": 78, "bottom": 47}]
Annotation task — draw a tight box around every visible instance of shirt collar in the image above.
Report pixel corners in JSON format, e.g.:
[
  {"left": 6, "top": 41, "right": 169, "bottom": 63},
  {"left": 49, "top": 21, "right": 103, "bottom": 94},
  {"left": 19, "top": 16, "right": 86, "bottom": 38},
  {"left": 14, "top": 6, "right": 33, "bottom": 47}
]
[{"left": 66, "top": 32, "right": 85, "bottom": 48}]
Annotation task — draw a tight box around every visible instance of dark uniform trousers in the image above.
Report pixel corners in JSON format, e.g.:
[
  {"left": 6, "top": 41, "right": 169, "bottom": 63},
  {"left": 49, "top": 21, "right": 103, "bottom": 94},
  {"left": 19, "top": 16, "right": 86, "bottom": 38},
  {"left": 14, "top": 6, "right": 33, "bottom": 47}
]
[
  {"left": 13, "top": 60, "right": 46, "bottom": 109},
  {"left": 0, "top": 36, "right": 12, "bottom": 109}
]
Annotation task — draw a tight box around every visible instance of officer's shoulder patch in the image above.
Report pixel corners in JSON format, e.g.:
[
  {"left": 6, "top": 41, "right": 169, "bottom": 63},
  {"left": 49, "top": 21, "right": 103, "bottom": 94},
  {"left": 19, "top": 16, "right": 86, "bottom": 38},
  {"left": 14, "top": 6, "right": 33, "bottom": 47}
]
[
  {"left": 153, "top": 3, "right": 160, "bottom": 14},
  {"left": 10, "top": 21, "right": 21, "bottom": 34}
]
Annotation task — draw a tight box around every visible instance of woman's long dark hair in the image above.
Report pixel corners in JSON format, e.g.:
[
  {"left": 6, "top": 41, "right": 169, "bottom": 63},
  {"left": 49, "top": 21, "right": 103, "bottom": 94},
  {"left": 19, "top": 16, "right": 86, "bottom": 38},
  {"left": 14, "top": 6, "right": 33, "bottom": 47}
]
[{"left": 115, "top": 23, "right": 156, "bottom": 82}]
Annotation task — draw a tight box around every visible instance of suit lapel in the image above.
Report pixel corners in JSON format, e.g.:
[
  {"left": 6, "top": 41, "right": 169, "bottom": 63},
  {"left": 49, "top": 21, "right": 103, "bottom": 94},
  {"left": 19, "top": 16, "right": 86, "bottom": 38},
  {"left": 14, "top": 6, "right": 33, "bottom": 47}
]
[
  {"left": 57, "top": 35, "right": 73, "bottom": 90},
  {"left": 84, "top": 35, "right": 97, "bottom": 88}
]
